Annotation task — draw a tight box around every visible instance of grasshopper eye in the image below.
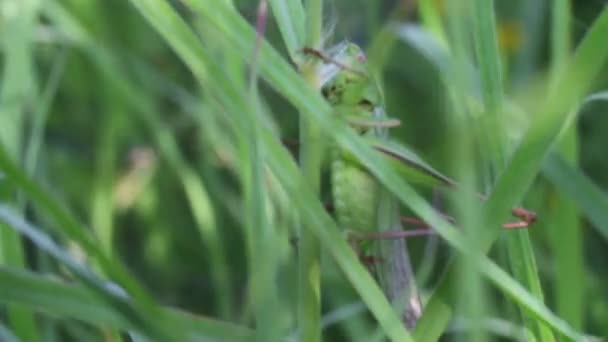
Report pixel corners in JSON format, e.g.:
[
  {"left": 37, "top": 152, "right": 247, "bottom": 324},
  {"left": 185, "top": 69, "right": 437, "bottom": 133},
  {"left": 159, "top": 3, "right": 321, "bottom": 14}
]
[{"left": 358, "top": 99, "right": 374, "bottom": 111}]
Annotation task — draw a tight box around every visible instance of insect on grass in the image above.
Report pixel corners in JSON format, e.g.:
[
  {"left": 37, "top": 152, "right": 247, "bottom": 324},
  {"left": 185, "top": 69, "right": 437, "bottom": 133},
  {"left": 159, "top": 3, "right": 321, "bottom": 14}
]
[{"left": 300, "top": 41, "right": 537, "bottom": 328}]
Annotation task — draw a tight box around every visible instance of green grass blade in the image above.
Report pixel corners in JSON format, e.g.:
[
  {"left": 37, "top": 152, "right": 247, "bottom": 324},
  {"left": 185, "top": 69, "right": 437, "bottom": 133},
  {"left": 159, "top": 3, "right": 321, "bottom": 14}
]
[
  {"left": 504, "top": 230, "right": 555, "bottom": 341},
  {"left": 23, "top": 48, "right": 68, "bottom": 177},
  {"left": 543, "top": 153, "right": 608, "bottom": 241},
  {"left": 0, "top": 0, "right": 42, "bottom": 339},
  {"left": 268, "top": 0, "right": 305, "bottom": 61},
  {"left": 298, "top": 1, "right": 324, "bottom": 340},
  {"left": 242, "top": 6, "right": 281, "bottom": 340},
  {"left": 471, "top": 0, "right": 506, "bottom": 167},
  {"left": 476, "top": 258, "right": 583, "bottom": 340},
  {"left": 298, "top": 0, "right": 325, "bottom": 341},
  {"left": 547, "top": 0, "right": 584, "bottom": 331},
  {"left": 0, "top": 266, "right": 254, "bottom": 341},
  {"left": 417, "top": 0, "right": 447, "bottom": 45}
]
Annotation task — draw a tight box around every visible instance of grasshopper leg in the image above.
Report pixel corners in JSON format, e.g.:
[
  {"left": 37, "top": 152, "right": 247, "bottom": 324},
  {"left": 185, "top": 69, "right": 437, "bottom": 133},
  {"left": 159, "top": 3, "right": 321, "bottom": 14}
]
[
  {"left": 502, "top": 207, "right": 537, "bottom": 229},
  {"left": 399, "top": 206, "right": 538, "bottom": 233},
  {"left": 346, "top": 231, "right": 384, "bottom": 270},
  {"left": 357, "top": 229, "right": 436, "bottom": 241}
]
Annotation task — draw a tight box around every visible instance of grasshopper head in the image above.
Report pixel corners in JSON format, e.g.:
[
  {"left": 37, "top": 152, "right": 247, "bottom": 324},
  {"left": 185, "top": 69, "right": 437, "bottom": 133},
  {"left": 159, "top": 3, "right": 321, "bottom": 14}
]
[{"left": 319, "top": 42, "right": 383, "bottom": 133}]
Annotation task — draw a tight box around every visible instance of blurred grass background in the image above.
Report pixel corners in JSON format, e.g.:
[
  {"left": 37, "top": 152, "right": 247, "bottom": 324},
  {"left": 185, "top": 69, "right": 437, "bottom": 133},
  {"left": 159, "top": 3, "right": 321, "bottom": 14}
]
[{"left": 1, "top": 0, "right": 608, "bottom": 341}]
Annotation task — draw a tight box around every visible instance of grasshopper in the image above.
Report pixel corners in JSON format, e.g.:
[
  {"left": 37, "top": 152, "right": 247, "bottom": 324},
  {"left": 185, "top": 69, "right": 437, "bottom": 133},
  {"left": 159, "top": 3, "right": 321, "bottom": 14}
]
[{"left": 300, "top": 41, "right": 536, "bottom": 328}]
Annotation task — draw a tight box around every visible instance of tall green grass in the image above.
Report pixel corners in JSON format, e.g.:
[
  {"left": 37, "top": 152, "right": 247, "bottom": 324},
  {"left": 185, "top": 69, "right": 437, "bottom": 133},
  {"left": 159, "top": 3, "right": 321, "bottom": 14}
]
[{"left": 0, "top": 0, "right": 607, "bottom": 341}]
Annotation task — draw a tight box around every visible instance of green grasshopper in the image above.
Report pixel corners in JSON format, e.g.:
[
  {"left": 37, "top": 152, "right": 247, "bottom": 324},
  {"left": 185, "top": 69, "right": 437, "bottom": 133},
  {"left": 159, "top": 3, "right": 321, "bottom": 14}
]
[{"left": 301, "top": 41, "right": 536, "bottom": 328}]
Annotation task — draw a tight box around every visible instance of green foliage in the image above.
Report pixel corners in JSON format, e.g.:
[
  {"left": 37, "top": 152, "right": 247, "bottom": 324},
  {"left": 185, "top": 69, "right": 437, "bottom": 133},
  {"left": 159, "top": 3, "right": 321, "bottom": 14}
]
[{"left": 1, "top": 0, "right": 608, "bottom": 341}]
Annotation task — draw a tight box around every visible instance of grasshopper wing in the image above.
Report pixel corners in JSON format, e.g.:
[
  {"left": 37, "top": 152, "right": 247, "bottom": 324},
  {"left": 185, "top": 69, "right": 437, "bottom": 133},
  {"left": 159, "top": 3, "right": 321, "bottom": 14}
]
[{"left": 341, "top": 137, "right": 457, "bottom": 188}]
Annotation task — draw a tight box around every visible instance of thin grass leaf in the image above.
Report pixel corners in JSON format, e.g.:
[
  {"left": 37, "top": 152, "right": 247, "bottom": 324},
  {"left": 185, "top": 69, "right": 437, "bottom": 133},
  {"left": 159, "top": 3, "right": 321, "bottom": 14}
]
[
  {"left": 241, "top": 3, "right": 284, "bottom": 340},
  {"left": 547, "top": 0, "right": 584, "bottom": 331},
  {"left": 24, "top": 48, "right": 68, "bottom": 177},
  {"left": 448, "top": 317, "right": 535, "bottom": 341},
  {"left": 417, "top": 0, "right": 447, "bottom": 45},
  {"left": 0, "top": 266, "right": 254, "bottom": 341},
  {"left": 477, "top": 257, "right": 584, "bottom": 341},
  {"left": 0, "top": 0, "right": 43, "bottom": 339},
  {"left": 0, "top": 266, "right": 133, "bottom": 330},
  {"left": 471, "top": 0, "right": 507, "bottom": 166},
  {"left": 543, "top": 153, "right": 608, "bottom": 241},
  {"left": 268, "top": 0, "right": 305, "bottom": 62},
  {"left": 504, "top": 230, "right": 555, "bottom": 341},
  {"left": 298, "top": 1, "right": 325, "bottom": 340}
]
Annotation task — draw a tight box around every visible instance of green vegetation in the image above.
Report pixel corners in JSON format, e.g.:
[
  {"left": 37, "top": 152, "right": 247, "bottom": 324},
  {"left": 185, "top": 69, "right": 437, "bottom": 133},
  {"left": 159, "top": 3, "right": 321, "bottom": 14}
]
[{"left": 1, "top": 0, "right": 607, "bottom": 341}]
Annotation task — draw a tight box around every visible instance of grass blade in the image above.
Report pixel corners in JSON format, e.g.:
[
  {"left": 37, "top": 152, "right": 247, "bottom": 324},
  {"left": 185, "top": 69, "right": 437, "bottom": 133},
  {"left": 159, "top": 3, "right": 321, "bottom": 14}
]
[
  {"left": 268, "top": 0, "right": 305, "bottom": 62},
  {"left": 0, "top": 0, "right": 42, "bottom": 339},
  {"left": 543, "top": 153, "right": 608, "bottom": 241},
  {"left": 298, "top": 1, "right": 324, "bottom": 340},
  {"left": 546, "top": 0, "right": 584, "bottom": 330},
  {"left": 0, "top": 266, "right": 254, "bottom": 341}
]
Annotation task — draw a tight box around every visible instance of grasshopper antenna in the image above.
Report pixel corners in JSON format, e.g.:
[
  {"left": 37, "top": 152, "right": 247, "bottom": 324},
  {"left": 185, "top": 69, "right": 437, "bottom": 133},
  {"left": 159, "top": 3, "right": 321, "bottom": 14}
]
[{"left": 301, "top": 47, "right": 367, "bottom": 77}]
